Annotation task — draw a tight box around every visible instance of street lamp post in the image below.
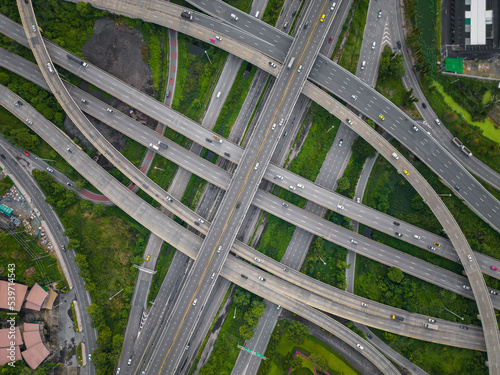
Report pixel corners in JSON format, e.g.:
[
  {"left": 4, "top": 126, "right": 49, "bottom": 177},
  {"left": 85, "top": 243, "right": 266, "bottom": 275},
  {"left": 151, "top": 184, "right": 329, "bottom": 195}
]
[
  {"left": 317, "top": 256, "right": 326, "bottom": 265},
  {"left": 204, "top": 50, "right": 212, "bottom": 64},
  {"left": 154, "top": 166, "right": 165, "bottom": 171},
  {"left": 109, "top": 288, "right": 124, "bottom": 301}
]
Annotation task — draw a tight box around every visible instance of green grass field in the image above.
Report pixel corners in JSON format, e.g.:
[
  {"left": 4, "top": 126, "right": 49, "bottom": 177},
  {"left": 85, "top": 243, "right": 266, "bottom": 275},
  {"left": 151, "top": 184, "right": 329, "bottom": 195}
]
[{"left": 265, "top": 321, "right": 360, "bottom": 375}]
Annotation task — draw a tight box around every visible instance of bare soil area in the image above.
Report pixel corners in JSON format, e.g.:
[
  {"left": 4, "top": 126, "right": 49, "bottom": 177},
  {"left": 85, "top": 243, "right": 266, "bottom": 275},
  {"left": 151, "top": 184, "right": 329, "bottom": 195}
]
[{"left": 63, "top": 18, "right": 158, "bottom": 169}]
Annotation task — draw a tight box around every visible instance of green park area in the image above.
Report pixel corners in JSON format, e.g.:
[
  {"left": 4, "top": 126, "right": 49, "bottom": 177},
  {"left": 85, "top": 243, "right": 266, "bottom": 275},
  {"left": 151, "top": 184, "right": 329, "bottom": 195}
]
[{"left": 260, "top": 320, "right": 360, "bottom": 375}]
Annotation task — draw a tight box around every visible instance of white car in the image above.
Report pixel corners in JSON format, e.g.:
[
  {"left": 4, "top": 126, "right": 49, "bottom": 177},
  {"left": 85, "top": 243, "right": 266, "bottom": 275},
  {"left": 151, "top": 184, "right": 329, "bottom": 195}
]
[
  {"left": 193, "top": 298, "right": 198, "bottom": 306},
  {"left": 297, "top": 184, "right": 304, "bottom": 189},
  {"left": 254, "top": 257, "right": 261, "bottom": 263},
  {"left": 275, "top": 174, "right": 283, "bottom": 180},
  {"left": 337, "top": 205, "right": 344, "bottom": 210},
  {"left": 371, "top": 41, "right": 376, "bottom": 50},
  {"left": 413, "top": 234, "right": 421, "bottom": 239},
  {"left": 289, "top": 186, "right": 296, "bottom": 191},
  {"left": 254, "top": 162, "right": 259, "bottom": 170},
  {"left": 271, "top": 123, "right": 276, "bottom": 130},
  {"left": 346, "top": 119, "right": 353, "bottom": 125},
  {"left": 351, "top": 95, "right": 358, "bottom": 100},
  {"left": 356, "top": 344, "right": 364, "bottom": 350},
  {"left": 467, "top": 255, "right": 472, "bottom": 261},
  {"left": 217, "top": 246, "right": 222, "bottom": 253}
]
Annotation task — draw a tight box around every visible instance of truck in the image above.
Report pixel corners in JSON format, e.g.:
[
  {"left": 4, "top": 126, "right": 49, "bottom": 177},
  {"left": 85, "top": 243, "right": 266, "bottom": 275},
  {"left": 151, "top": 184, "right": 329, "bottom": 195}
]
[
  {"left": 213, "top": 135, "right": 222, "bottom": 143},
  {"left": 461, "top": 146, "right": 472, "bottom": 157},
  {"left": 149, "top": 143, "right": 159, "bottom": 151},
  {"left": 452, "top": 137, "right": 463, "bottom": 148},
  {"left": 452, "top": 137, "right": 472, "bottom": 157},
  {"left": 181, "top": 10, "right": 193, "bottom": 20},
  {"left": 390, "top": 314, "right": 404, "bottom": 321},
  {"left": 67, "top": 54, "right": 88, "bottom": 67},
  {"left": 287, "top": 57, "right": 295, "bottom": 69},
  {"left": 423, "top": 323, "right": 438, "bottom": 330}
]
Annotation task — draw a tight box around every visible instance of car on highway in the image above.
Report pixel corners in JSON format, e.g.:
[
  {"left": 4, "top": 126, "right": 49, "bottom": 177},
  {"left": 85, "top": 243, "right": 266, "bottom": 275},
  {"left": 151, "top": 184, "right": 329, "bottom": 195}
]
[
  {"left": 165, "top": 196, "right": 173, "bottom": 202},
  {"left": 413, "top": 234, "right": 421, "bottom": 239},
  {"left": 127, "top": 359, "right": 132, "bottom": 367},
  {"left": 289, "top": 185, "right": 296, "bottom": 191},
  {"left": 320, "top": 14, "right": 325, "bottom": 22},
  {"left": 393, "top": 221, "right": 400, "bottom": 226},
  {"left": 297, "top": 65, "right": 302, "bottom": 73},
  {"left": 361, "top": 302, "right": 367, "bottom": 307},
  {"left": 434, "top": 242, "right": 441, "bottom": 247},
  {"left": 211, "top": 273, "right": 216, "bottom": 280},
  {"left": 395, "top": 232, "right": 403, "bottom": 237},
  {"left": 206, "top": 138, "right": 213, "bottom": 143},
  {"left": 490, "top": 290, "right": 498, "bottom": 295},
  {"left": 198, "top": 218, "right": 204, "bottom": 224},
  {"left": 185, "top": 344, "right": 190, "bottom": 350},
  {"left": 367, "top": 333, "right": 372, "bottom": 339},
  {"left": 279, "top": 118, "right": 284, "bottom": 126},
  {"left": 192, "top": 298, "right": 198, "bottom": 306},
  {"left": 403, "top": 169, "right": 409, "bottom": 175},
  {"left": 116, "top": 368, "right": 120, "bottom": 374},
  {"left": 269, "top": 61, "right": 277, "bottom": 68},
  {"left": 66, "top": 182, "right": 74, "bottom": 187},
  {"left": 378, "top": 10, "right": 382, "bottom": 18},
  {"left": 61, "top": 245, "right": 66, "bottom": 252},
  {"left": 463, "top": 285, "right": 470, "bottom": 290},
  {"left": 31, "top": 25, "right": 36, "bottom": 32},
  {"left": 350, "top": 239, "right": 358, "bottom": 244},
  {"left": 338, "top": 139, "right": 343, "bottom": 146},
  {"left": 346, "top": 119, "right": 353, "bottom": 125},
  {"left": 455, "top": 185, "right": 461, "bottom": 192},
  {"left": 215, "top": 36, "right": 222, "bottom": 41},
  {"left": 277, "top": 305, "right": 281, "bottom": 309},
  {"left": 258, "top": 276, "right": 266, "bottom": 281},
  {"left": 337, "top": 205, "right": 344, "bottom": 210},
  {"left": 66, "top": 148, "right": 73, "bottom": 154},
  {"left": 356, "top": 344, "right": 364, "bottom": 350},
  {"left": 46, "top": 167, "right": 54, "bottom": 173},
  {"left": 254, "top": 257, "right": 261, "bottom": 263},
  {"left": 467, "top": 255, "right": 472, "bottom": 261},
  {"left": 275, "top": 174, "right": 283, "bottom": 180},
  {"left": 88, "top": 353, "right": 92, "bottom": 361},
  {"left": 428, "top": 246, "right": 437, "bottom": 251},
  {"left": 304, "top": 22, "right": 309, "bottom": 29},
  {"left": 331, "top": 3, "right": 336, "bottom": 10},
  {"left": 371, "top": 41, "right": 376, "bottom": 49},
  {"left": 356, "top": 197, "right": 361, "bottom": 203},
  {"left": 146, "top": 255, "right": 150, "bottom": 261},
  {"left": 428, "top": 318, "right": 436, "bottom": 322},
  {"left": 106, "top": 108, "right": 114, "bottom": 113},
  {"left": 378, "top": 114, "right": 385, "bottom": 120},
  {"left": 254, "top": 162, "right": 259, "bottom": 170},
  {"left": 397, "top": 40, "right": 401, "bottom": 49},
  {"left": 283, "top": 268, "right": 289, "bottom": 272},
  {"left": 422, "top": 103, "right": 427, "bottom": 109},
  {"left": 23, "top": 151, "right": 30, "bottom": 156},
  {"left": 435, "top": 118, "right": 441, "bottom": 125},
  {"left": 351, "top": 94, "right": 358, "bottom": 100},
  {"left": 459, "top": 325, "right": 468, "bottom": 330},
  {"left": 271, "top": 123, "right": 276, "bottom": 130},
  {"left": 411, "top": 125, "right": 419, "bottom": 131},
  {"left": 217, "top": 246, "right": 222, "bottom": 253},
  {"left": 282, "top": 202, "right": 289, "bottom": 208},
  {"left": 297, "top": 184, "right": 304, "bottom": 189},
  {"left": 491, "top": 266, "right": 497, "bottom": 271},
  {"left": 26, "top": 119, "right": 33, "bottom": 125},
  {"left": 329, "top": 36, "right": 333, "bottom": 43},
  {"left": 224, "top": 152, "right": 231, "bottom": 157}
]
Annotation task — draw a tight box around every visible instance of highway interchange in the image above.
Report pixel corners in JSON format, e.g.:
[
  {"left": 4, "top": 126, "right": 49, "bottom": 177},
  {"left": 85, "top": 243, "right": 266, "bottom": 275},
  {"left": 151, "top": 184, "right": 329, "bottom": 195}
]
[{"left": 3, "top": 0, "right": 500, "bottom": 374}]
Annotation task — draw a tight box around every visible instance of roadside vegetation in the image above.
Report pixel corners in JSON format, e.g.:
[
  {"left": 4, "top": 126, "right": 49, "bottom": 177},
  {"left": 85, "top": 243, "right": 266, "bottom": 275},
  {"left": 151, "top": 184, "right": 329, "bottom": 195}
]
[
  {"left": 376, "top": 46, "right": 421, "bottom": 119},
  {"left": 262, "top": 0, "right": 285, "bottom": 26},
  {"left": 259, "top": 320, "right": 360, "bottom": 375},
  {"left": 0, "top": 225, "right": 64, "bottom": 289},
  {"left": 173, "top": 35, "right": 227, "bottom": 121},
  {"left": 33, "top": 171, "right": 150, "bottom": 374},
  {"left": 225, "top": 0, "right": 253, "bottom": 12},
  {"left": 0, "top": 176, "right": 13, "bottom": 195},
  {"left": 404, "top": 0, "right": 500, "bottom": 171},
  {"left": 198, "top": 289, "right": 267, "bottom": 375},
  {"left": 214, "top": 62, "right": 257, "bottom": 138},
  {"left": 336, "top": 0, "right": 369, "bottom": 73},
  {"left": 146, "top": 244, "right": 175, "bottom": 307}
]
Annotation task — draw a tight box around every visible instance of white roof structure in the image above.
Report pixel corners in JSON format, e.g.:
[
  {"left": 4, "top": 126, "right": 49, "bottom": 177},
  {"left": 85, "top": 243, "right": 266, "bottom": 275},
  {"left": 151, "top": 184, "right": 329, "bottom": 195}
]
[{"left": 465, "top": 0, "right": 493, "bottom": 45}]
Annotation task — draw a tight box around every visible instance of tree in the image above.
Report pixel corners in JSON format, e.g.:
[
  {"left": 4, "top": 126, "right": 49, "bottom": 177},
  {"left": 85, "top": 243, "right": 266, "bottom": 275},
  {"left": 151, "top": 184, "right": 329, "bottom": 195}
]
[
  {"left": 239, "top": 325, "right": 254, "bottom": 340},
  {"left": 309, "top": 352, "right": 327, "bottom": 371},
  {"left": 336, "top": 176, "right": 350, "bottom": 192},
  {"left": 285, "top": 320, "right": 309, "bottom": 344},
  {"left": 351, "top": 136, "right": 376, "bottom": 160},
  {"left": 233, "top": 288, "right": 251, "bottom": 307},
  {"left": 291, "top": 356, "right": 303, "bottom": 370},
  {"left": 388, "top": 267, "right": 404, "bottom": 284}
]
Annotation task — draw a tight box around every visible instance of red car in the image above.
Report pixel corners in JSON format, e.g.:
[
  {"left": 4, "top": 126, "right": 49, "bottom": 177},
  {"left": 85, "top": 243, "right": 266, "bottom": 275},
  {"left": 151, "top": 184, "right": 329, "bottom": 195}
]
[
  {"left": 23, "top": 151, "right": 30, "bottom": 156},
  {"left": 491, "top": 266, "right": 497, "bottom": 271},
  {"left": 328, "top": 36, "right": 333, "bottom": 43}
]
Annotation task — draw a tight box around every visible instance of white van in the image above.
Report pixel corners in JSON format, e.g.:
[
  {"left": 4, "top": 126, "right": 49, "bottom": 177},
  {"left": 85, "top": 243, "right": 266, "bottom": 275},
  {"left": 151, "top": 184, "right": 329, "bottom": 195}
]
[
  {"left": 255, "top": 11, "right": 260, "bottom": 18},
  {"left": 361, "top": 61, "right": 366, "bottom": 70},
  {"left": 216, "top": 91, "right": 221, "bottom": 99}
]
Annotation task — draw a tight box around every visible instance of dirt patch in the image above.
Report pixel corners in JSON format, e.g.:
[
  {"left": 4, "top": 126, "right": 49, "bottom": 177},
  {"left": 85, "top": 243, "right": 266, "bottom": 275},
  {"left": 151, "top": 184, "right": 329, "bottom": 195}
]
[
  {"left": 23, "top": 266, "right": 36, "bottom": 278},
  {"left": 63, "top": 18, "right": 158, "bottom": 168}
]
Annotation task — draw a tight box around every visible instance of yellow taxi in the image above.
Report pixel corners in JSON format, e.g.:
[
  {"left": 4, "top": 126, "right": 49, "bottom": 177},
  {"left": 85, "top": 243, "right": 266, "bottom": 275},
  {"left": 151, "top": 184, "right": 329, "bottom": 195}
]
[
  {"left": 378, "top": 114, "right": 385, "bottom": 120},
  {"left": 403, "top": 169, "right": 409, "bottom": 176},
  {"left": 434, "top": 242, "right": 441, "bottom": 247},
  {"left": 320, "top": 14, "right": 325, "bottom": 22},
  {"left": 146, "top": 255, "right": 150, "bottom": 261}
]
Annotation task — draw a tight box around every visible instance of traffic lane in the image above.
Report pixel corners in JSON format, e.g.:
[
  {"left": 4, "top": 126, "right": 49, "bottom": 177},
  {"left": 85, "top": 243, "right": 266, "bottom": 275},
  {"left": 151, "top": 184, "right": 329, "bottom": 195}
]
[
  {"left": 311, "top": 57, "right": 500, "bottom": 232},
  {"left": 224, "top": 254, "right": 485, "bottom": 350},
  {"left": 251, "top": 190, "right": 500, "bottom": 308}
]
